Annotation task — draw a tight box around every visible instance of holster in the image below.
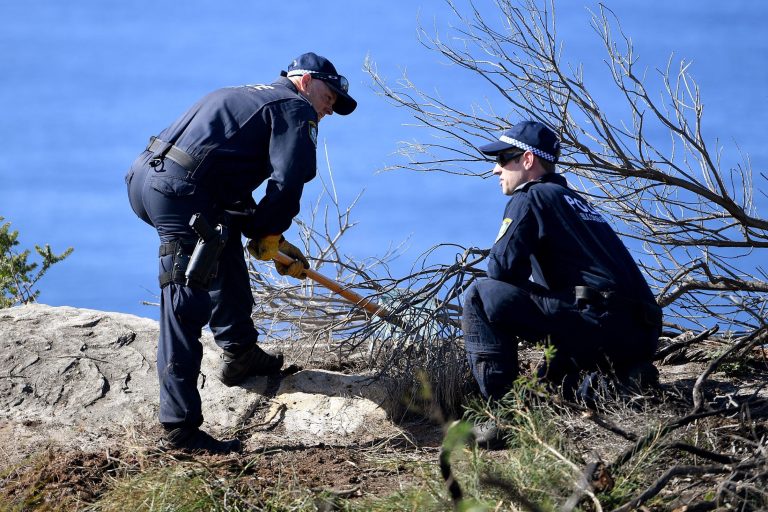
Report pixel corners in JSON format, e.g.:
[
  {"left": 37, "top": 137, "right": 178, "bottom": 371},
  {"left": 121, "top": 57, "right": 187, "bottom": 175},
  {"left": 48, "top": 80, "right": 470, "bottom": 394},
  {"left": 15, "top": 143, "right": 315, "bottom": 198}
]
[
  {"left": 157, "top": 214, "right": 228, "bottom": 291},
  {"left": 574, "top": 285, "right": 662, "bottom": 327},
  {"left": 185, "top": 213, "right": 228, "bottom": 289},
  {"left": 158, "top": 240, "right": 194, "bottom": 288}
]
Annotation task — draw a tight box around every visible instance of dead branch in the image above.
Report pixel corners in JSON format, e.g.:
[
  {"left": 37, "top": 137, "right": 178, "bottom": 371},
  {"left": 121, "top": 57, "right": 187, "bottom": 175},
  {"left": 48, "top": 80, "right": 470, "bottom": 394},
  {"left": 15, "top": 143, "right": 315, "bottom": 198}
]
[
  {"left": 662, "top": 442, "right": 739, "bottom": 465},
  {"left": 585, "top": 411, "right": 638, "bottom": 442},
  {"left": 612, "top": 463, "right": 753, "bottom": 512},
  {"left": 561, "top": 461, "right": 610, "bottom": 512},
  {"left": 693, "top": 328, "right": 768, "bottom": 412},
  {"left": 608, "top": 406, "right": 744, "bottom": 473},
  {"left": 365, "top": 0, "right": 767, "bottom": 346},
  {"left": 654, "top": 326, "right": 719, "bottom": 364}
]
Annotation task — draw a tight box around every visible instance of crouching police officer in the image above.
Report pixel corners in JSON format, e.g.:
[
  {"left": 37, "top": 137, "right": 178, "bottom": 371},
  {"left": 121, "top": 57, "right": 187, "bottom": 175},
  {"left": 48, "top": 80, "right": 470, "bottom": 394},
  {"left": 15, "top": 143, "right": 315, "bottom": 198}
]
[
  {"left": 126, "top": 52, "right": 357, "bottom": 454},
  {"left": 462, "top": 121, "right": 662, "bottom": 448}
]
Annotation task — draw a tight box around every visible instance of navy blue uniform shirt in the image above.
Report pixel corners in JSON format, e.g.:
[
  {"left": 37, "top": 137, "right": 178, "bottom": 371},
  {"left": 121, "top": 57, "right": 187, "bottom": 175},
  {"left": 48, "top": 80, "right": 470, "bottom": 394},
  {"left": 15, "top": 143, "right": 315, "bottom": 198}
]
[
  {"left": 488, "top": 173, "right": 655, "bottom": 303},
  {"left": 154, "top": 77, "right": 318, "bottom": 238}
]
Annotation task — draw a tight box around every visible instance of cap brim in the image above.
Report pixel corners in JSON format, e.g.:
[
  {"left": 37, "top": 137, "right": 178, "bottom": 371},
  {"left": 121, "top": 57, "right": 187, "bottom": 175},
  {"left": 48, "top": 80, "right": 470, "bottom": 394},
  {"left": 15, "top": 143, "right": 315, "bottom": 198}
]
[
  {"left": 324, "top": 82, "right": 357, "bottom": 115},
  {"left": 478, "top": 139, "right": 520, "bottom": 156}
]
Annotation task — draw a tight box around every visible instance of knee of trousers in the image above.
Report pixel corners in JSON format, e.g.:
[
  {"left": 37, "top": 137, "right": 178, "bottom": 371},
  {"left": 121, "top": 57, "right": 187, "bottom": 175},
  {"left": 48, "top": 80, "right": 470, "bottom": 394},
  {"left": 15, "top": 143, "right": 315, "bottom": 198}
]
[
  {"left": 160, "top": 282, "right": 212, "bottom": 337},
  {"left": 461, "top": 281, "right": 489, "bottom": 328},
  {"left": 462, "top": 281, "right": 524, "bottom": 356},
  {"left": 464, "top": 279, "right": 534, "bottom": 325},
  {"left": 158, "top": 358, "right": 202, "bottom": 382}
]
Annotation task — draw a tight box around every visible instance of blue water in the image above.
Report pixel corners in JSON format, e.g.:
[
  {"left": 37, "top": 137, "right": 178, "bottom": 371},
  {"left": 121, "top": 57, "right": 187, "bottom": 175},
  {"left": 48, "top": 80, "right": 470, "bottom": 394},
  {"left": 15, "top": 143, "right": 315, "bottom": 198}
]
[{"left": 1, "top": 1, "right": 766, "bottom": 320}]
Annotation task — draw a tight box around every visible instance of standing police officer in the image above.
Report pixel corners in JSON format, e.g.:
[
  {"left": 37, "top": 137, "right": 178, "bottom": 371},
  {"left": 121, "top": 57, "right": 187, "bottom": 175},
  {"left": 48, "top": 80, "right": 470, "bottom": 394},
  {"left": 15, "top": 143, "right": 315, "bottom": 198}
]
[
  {"left": 462, "top": 120, "right": 661, "bottom": 447},
  {"left": 126, "top": 53, "right": 356, "bottom": 454}
]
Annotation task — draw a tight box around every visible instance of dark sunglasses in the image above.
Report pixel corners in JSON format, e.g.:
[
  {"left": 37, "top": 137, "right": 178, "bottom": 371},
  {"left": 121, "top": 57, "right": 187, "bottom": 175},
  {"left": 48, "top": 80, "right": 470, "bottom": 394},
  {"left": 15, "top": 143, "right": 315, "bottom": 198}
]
[
  {"left": 313, "top": 72, "right": 349, "bottom": 93},
  {"left": 495, "top": 151, "right": 525, "bottom": 166}
]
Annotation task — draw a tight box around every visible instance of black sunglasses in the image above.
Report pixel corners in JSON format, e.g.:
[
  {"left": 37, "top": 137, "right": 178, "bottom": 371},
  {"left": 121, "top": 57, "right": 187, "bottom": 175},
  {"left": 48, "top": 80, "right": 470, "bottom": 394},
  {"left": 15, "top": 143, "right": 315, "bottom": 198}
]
[
  {"left": 313, "top": 72, "right": 349, "bottom": 93},
  {"left": 495, "top": 151, "right": 525, "bottom": 166}
]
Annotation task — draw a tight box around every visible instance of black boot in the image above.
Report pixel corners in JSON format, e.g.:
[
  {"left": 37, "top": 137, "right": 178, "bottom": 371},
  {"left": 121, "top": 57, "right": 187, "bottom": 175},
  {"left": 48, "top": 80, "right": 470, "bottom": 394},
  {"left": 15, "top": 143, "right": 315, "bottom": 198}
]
[
  {"left": 619, "top": 361, "right": 660, "bottom": 391},
  {"left": 217, "top": 344, "right": 284, "bottom": 387},
  {"left": 164, "top": 426, "right": 242, "bottom": 454},
  {"left": 575, "top": 371, "right": 613, "bottom": 409},
  {"left": 470, "top": 420, "right": 506, "bottom": 450}
]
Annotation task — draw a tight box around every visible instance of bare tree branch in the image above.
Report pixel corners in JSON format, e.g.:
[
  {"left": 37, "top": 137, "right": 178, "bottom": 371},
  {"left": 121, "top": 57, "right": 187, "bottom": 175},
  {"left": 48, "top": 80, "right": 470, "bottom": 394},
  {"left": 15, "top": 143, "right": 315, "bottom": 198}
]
[{"left": 364, "top": 0, "right": 767, "bottom": 342}]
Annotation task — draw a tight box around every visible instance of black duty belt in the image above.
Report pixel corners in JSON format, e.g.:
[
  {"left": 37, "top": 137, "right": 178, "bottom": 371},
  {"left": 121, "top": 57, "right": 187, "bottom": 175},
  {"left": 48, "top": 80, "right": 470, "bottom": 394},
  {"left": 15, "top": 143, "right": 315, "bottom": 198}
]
[
  {"left": 146, "top": 136, "right": 200, "bottom": 172},
  {"left": 158, "top": 239, "right": 195, "bottom": 257},
  {"left": 574, "top": 285, "right": 662, "bottom": 327}
]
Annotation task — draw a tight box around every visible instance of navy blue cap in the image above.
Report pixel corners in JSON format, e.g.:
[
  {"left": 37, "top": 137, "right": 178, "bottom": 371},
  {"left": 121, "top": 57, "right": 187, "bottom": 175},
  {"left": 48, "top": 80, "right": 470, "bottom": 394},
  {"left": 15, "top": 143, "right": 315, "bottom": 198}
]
[
  {"left": 282, "top": 52, "right": 357, "bottom": 115},
  {"left": 480, "top": 121, "right": 560, "bottom": 163}
]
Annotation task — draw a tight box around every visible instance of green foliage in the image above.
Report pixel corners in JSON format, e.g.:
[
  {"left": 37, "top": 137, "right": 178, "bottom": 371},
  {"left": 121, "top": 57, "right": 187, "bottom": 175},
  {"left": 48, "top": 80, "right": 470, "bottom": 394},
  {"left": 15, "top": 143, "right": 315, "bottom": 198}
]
[
  {"left": 94, "top": 466, "right": 232, "bottom": 512},
  {"left": 0, "top": 216, "right": 73, "bottom": 308},
  {"left": 341, "top": 487, "right": 445, "bottom": 511},
  {"left": 461, "top": 392, "right": 580, "bottom": 510},
  {"left": 90, "top": 460, "right": 443, "bottom": 512}
]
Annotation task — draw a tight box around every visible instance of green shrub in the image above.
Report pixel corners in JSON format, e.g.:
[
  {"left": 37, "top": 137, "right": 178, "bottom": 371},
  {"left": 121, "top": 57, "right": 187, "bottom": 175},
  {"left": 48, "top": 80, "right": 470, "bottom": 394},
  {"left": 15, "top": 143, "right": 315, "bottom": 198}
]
[{"left": 0, "top": 216, "right": 73, "bottom": 308}]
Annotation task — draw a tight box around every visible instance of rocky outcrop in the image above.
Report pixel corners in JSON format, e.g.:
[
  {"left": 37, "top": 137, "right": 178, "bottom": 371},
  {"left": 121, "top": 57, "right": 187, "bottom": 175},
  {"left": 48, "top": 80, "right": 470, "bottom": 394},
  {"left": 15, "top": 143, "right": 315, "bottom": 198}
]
[{"left": 0, "top": 304, "right": 403, "bottom": 463}]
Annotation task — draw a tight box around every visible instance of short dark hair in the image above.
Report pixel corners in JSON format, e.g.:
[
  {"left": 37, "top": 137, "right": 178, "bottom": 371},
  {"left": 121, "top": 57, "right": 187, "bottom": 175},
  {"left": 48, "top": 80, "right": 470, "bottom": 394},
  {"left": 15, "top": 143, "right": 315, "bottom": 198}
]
[
  {"left": 540, "top": 157, "right": 557, "bottom": 173},
  {"left": 539, "top": 142, "right": 560, "bottom": 173}
]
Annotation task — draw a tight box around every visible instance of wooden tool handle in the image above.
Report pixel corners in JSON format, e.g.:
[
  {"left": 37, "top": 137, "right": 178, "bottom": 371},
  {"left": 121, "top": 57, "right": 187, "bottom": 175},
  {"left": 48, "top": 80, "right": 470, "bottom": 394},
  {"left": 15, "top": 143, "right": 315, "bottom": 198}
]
[{"left": 274, "top": 251, "right": 394, "bottom": 320}]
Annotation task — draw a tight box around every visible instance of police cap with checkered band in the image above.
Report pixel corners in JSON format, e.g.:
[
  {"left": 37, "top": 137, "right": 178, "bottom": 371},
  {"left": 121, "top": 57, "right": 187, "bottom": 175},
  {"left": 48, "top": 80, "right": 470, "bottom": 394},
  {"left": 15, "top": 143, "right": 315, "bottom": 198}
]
[
  {"left": 281, "top": 52, "right": 357, "bottom": 115},
  {"left": 480, "top": 121, "right": 560, "bottom": 163}
]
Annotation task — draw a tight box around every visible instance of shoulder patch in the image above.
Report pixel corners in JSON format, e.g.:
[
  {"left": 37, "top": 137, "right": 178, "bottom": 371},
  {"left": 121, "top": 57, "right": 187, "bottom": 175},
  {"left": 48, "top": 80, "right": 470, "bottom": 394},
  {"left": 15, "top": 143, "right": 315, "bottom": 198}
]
[
  {"left": 246, "top": 84, "right": 275, "bottom": 91},
  {"left": 308, "top": 121, "right": 318, "bottom": 147},
  {"left": 495, "top": 218, "right": 512, "bottom": 242}
]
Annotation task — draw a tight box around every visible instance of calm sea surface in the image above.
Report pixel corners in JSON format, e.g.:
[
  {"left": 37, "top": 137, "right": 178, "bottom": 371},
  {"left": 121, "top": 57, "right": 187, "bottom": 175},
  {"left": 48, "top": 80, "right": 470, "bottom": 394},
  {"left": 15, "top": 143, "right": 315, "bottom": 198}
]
[{"left": 1, "top": 2, "right": 765, "bottom": 320}]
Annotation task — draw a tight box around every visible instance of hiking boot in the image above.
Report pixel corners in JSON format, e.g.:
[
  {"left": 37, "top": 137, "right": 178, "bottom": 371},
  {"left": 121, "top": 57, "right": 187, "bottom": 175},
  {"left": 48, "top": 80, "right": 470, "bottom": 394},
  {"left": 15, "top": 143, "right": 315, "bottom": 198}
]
[
  {"left": 217, "top": 344, "right": 284, "bottom": 387},
  {"left": 577, "top": 365, "right": 659, "bottom": 409},
  {"left": 576, "top": 371, "right": 598, "bottom": 404},
  {"left": 470, "top": 420, "right": 506, "bottom": 450},
  {"left": 620, "top": 362, "right": 660, "bottom": 391},
  {"left": 164, "top": 426, "right": 242, "bottom": 454},
  {"left": 575, "top": 371, "right": 614, "bottom": 409}
]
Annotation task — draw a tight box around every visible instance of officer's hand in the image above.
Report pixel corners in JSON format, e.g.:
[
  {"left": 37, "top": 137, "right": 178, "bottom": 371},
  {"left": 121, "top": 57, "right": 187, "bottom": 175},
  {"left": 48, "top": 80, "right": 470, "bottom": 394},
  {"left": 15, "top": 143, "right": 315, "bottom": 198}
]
[
  {"left": 275, "top": 239, "right": 309, "bottom": 279},
  {"left": 247, "top": 235, "right": 282, "bottom": 261}
]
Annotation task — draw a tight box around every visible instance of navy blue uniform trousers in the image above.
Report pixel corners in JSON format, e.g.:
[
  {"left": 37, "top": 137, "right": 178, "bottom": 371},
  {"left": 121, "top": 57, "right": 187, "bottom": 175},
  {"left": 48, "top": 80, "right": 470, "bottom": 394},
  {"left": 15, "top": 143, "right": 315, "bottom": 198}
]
[
  {"left": 127, "top": 154, "right": 259, "bottom": 427},
  {"left": 462, "top": 278, "right": 659, "bottom": 400}
]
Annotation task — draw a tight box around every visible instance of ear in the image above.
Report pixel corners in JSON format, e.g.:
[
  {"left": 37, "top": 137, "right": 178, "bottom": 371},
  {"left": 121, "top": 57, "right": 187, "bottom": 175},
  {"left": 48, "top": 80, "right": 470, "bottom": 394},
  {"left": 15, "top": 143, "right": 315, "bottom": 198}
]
[
  {"left": 522, "top": 150, "right": 535, "bottom": 169},
  {"left": 298, "top": 73, "right": 313, "bottom": 93}
]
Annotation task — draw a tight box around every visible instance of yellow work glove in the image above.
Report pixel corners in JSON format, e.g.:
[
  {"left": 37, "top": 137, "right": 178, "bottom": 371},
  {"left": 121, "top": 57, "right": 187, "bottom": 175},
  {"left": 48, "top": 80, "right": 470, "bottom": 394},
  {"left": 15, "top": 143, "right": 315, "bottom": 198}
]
[
  {"left": 247, "top": 234, "right": 282, "bottom": 261},
  {"left": 276, "top": 239, "right": 309, "bottom": 279}
]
